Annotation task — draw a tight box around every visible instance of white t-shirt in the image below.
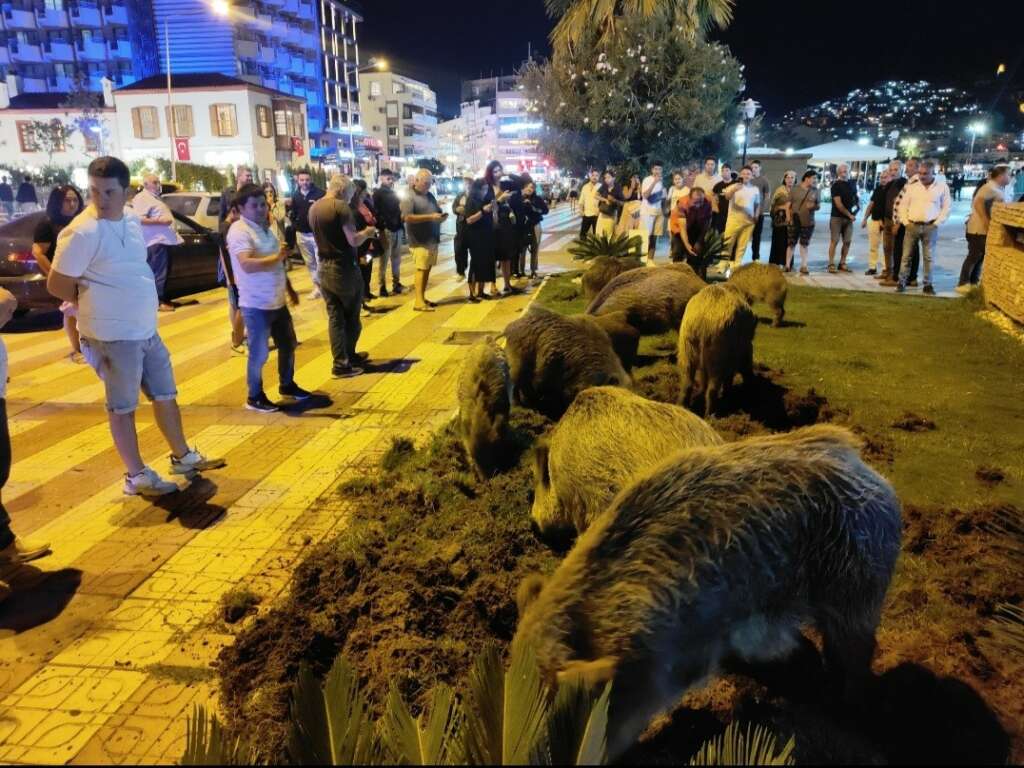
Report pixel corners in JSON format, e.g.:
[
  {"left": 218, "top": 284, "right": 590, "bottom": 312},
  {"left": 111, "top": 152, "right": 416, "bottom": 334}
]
[
  {"left": 130, "top": 189, "right": 183, "bottom": 247},
  {"left": 729, "top": 185, "right": 761, "bottom": 222},
  {"left": 0, "top": 337, "right": 7, "bottom": 399},
  {"left": 226, "top": 216, "right": 286, "bottom": 310},
  {"left": 640, "top": 175, "right": 665, "bottom": 217},
  {"left": 52, "top": 205, "right": 158, "bottom": 342}
]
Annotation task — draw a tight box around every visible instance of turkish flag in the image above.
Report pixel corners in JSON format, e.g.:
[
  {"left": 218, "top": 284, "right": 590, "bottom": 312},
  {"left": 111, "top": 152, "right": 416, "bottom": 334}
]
[
  {"left": 291, "top": 137, "right": 304, "bottom": 156},
  {"left": 174, "top": 137, "right": 190, "bottom": 162}
]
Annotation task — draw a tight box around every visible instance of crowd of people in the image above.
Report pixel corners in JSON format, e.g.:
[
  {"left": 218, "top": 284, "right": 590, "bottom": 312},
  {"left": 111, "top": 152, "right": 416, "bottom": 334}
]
[{"left": 570, "top": 155, "right": 1021, "bottom": 295}]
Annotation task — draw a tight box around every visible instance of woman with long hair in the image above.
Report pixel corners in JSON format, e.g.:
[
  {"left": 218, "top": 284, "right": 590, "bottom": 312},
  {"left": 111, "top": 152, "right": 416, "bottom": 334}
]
[
  {"left": 769, "top": 171, "right": 796, "bottom": 267},
  {"left": 463, "top": 178, "right": 499, "bottom": 302},
  {"left": 350, "top": 179, "right": 382, "bottom": 311},
  {"left": 485, "top": 161, "right": 519, "bottom": 295},
  {"left": 32, "top": 184, "right": 85, "bottom": 361},
  {"left": 512, "top": 178, "right": 548, "bottom": 280},
  {"left": 262, "top": 181, "right": 287, "bottom": 244}
]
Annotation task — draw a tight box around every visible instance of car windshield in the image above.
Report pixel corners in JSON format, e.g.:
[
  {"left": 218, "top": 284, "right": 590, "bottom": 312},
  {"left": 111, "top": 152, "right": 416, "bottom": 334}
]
[{"left": 164, "top": 196, "right": 200, "bottom": 216}]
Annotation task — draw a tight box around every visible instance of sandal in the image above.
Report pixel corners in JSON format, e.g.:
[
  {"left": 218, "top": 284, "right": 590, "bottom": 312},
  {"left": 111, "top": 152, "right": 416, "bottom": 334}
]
[{"left": 799, "top": 267, "right": 809, "bottom": 275}]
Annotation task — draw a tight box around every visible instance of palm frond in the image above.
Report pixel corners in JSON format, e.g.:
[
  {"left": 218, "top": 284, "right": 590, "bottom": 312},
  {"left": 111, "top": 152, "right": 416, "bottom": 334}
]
[
  {"left": 549, "top": 0, "right": 734, "bottom": 51},
  {"left": 286, "top": 657, "right": 382, "bottom": 765},
  {"left": 981, "top": 505, "right": 1024, "bottom": 562},
  {"left": 546, "top": 678, "right": 611, "bottom": 765},
  {"left": 986, "top": 603, "right": 1024, "bottom": 658},
  {"left": 380, "top": 683, "right": 464, "bottom": 765},
  {"left": 689, "top": 721, "right": 796, "bottom": 766},
  {"left": 460, "top": 643, "right": 550, "bottom": 765},
  {"left": 182, "top": 705, "right": 258, "bottom": 765},
  {"left": 568, "top": 231, "right": 643, "bottom": 260}
]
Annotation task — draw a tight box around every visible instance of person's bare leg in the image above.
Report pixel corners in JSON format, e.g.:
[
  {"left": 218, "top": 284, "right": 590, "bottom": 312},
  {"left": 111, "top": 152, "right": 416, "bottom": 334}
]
[
  {"left": 109, "top": 411, "right": 146, "bottom": 475},
  {"left": 152, "top": 399, "right": 190, "bottom": 458},
  {"left": 230, "top": 306, "right": 245, "bottom": 347},
  {"left": 786, "top": 245, "right": 794, "bottom": 270},
  {"left": 414, "top": 269, "right": 427, "bottom": 309},
  {"left": 64, "top": 315, "right": 80, "bottom": 354},
  {"left": 800, "top": 243, "right": 810, "bottom": 271},
  {"left": 828, "top": 237, "right": 837, "bottom": 267},
  {"left": 502, "top": 260, "right": 512, "bottom": 291}
]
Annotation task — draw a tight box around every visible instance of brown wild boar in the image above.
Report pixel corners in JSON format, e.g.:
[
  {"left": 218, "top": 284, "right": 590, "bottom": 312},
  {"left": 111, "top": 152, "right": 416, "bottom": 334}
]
[
  {"left": 728, "top": 261, "right": 788, "bottom": 326},
  {"left": 457, "top": 339, "right": 513, "bottom": 478}
]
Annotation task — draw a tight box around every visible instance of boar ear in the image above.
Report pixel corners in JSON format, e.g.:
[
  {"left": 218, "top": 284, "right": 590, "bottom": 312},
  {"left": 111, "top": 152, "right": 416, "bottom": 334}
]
[
  {"left": 516, "top": 574, "right": 546, "bottom": 615},
  {"left": 556, "top": 657, "right": 618, "bottom": 687},
  {"left": 532, "top": 440, "right": 551, "bottom": 488}
]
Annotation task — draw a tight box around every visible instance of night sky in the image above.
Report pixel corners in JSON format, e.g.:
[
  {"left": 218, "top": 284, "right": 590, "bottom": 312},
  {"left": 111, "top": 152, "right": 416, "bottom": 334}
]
[{"left": 358, "top": 0, "right": 1024, "bottom": 119}]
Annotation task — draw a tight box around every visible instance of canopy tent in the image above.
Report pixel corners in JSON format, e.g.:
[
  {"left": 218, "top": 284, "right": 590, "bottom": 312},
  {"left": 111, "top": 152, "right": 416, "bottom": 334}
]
[{"left": 800, "top": 139, "right": 895, "bottom": 165}]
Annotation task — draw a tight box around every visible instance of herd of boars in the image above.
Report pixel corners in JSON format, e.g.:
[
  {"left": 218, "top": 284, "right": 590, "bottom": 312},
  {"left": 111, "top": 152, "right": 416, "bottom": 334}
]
[{"left": 455, "top": 259, "right": 902, "bottom": 760}]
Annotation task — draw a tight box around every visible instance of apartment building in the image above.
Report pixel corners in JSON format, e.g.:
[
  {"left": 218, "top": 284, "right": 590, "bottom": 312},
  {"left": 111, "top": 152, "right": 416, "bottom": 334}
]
[
  {"left": 358, "top": 69, "right": 438, "bottom": 169},
  {"left": 436, "top": 99, "right": 497, "bottom": 177},
  {"left": 460, "top": 75, "right": 544, "bottom": 176}
]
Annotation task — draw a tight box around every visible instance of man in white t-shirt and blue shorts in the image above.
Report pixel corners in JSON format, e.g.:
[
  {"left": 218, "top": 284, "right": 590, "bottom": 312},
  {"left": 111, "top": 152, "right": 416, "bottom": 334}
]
[
  {"left": 49, "top": 156, "right": 225, "bottom": 498},
  {"left": 639, "top": 163, "right": 666, "bottom": 265}
]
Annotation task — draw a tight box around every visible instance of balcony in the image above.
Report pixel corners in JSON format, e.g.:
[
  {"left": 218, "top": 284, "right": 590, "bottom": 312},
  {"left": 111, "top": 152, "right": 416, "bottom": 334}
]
[
  {"left": 10, "top": 41, "right": 43, "bottom": 63},
  {"left": 285, "top": 24, "right": 302, "bottom": 45},
  {"left": 2, "top": 8, "right": 36, "bottom": 29},
  {"left": 108, "top": 38, "right": 132, "bottom": 58},
  {"left": 36, "top": 8, "right": 69, "bottom": 28},
  {"left": 282, "top": 0, "right": 299, "bottom": 14},
  {"left": 302, "top": 30, "right": 316, "bottom": 49},
  {"left": 22, "top": 75, "right": 48, "bottom": 92},
  {"left": 261, "top": 76, "right": 280, "bottom": 91},
  {"left": 42, "top": 40, "right": 75, "bottom": 61},
  {"left": 264, "top": 0, "right": 284, "bottom": 6},
  {"left": 69, "top": 5, "right": 102, "bottom": 26},
  {"left": 47, "top": 74, "right": 74, "bottom": 91},
  {"left": 289, "top": 56, "right": 304, "bottom": 75},
  {"left": 257, "top": 45, "right": 275, "bottom": 63},
  {"left": 102, "top": 3, "right": 128, "bottom": 24},
  {"left": 236, "top": 39, "right": 259, "bottom": 60},
  {"left": 75, "top": 38, "right": 107, "bottom": 60},
  {"left": 304, "top": 59, "right": 316, "bottom": 78}
]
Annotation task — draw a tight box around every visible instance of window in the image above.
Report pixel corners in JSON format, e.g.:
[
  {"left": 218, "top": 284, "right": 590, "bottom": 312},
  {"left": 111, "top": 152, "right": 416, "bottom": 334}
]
[
  {"left": 255, "top": 104, "right": 272, "bottom": 137},
  {"left": 164, "top": 104, "right": 193, "bottom": 137},
  {"left": 392, "top": 81, "right": 404, "bottom": 94},
  {"left": 274, "top": 103, "right": 304, "bottom": 138},
  {"left": 369, "top": 81, "right": 381, "bottom": 97},
  {"left": 402, "top": 105, "right": 413, "bottom": 120},
  {"left": 402, "top": 125, "right": 413, "bottom": 137},
  {"left": 385, "top": 103, "right": 398, "bottom": 118},
  {"left": 209, "top": 103, "right": 238, "bottom": 137},
  {"left": 130, "top": 106, "right": 160, "bottom": 139},
  {"left": 16, "top": 122, "right": 37, "bottom": 153},
  {"left": 387, "top": 126, "right": 397, "bottom": 137},
  {"left": 83, "top": 121, "right": 102, "bottom": 152}
]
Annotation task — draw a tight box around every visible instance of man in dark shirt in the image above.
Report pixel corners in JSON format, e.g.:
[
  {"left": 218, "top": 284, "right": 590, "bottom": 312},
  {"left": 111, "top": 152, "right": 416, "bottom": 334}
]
[
  {"left": 828, "top": 163, "right": 859, "bottom": 273},
  {"left": 308, "top": 174, "right": 377, "bottom": 378},
  {"left": 749, "top": 160, "right": 773, "bottom": 261},
  {"left": 711, "top": 163, "right": 735, "bottom": 234},
  {"left": 371, "top": 168, "right": 405, "bottom": 295},
  {"left": 860, "top": 169, "right": 891, "bottom": 277},
  {"left": 15, "top": 176, "right": 38, "bottom": 214},
  {"left": 0, "top": 177, "right": 13, "bottom": 218},
  {"left": 452, "top": 176, "right": 474, "bottom": 280},
  {"left": 287, "top": 170, "right": 325, "bottom": 299}
]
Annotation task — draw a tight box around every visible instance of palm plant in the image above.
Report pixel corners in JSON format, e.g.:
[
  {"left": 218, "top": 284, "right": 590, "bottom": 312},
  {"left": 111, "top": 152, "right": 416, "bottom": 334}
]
[
  {"left": 568, "top": 231, "right": 643, "bottom": 260},
  {"left": 688, "top": 721, "right": 796, "bottom": 766},
  {"left": 544, "top": 0, "right": 735, "bottom": 52},
  {"left": 182, "top": 642, "right": 610, "bottom": 766},
  {"left": 686, "top": 228, "right": 725, "bottom": 279}
]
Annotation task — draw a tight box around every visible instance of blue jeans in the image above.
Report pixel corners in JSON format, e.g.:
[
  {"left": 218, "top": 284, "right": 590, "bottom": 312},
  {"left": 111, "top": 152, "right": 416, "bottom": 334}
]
[
  {"left": 146, "top": 243, "right": 169, "bottom": 301},
  {"left": 240, "top": 306, "right": 297, "bottom": 399},
  {"left": 899, "top": 223, "right": 938, "bottom": 287},
  {"left": 378, "top": 229, "right": 403, "bottom": 290}
]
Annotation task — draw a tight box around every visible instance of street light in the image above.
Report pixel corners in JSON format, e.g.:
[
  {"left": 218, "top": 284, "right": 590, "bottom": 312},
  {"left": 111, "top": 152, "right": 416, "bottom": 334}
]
[
  {"left": 967, "top": 121, "right": 987, "bottom": 166},
  {"left": 739, "top": 98, "right": 759, "bottom": 166},
  {"left": 165, "top": 0, "right": 230, "bottom": 181},
  {"left": 343, "top": 57, "right": 387, "bottom": 178}
]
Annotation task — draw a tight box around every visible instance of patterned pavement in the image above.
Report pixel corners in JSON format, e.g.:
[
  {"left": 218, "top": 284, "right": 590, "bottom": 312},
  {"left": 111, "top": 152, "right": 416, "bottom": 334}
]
[{"left": 0, "top": 204, "right": 580, "bottom": 764}]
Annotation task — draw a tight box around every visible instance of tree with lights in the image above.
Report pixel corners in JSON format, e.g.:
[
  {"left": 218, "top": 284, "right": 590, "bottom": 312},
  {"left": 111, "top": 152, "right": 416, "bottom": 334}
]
[{"left": 521, "top": 12, "right": 744, "bottom": 173}]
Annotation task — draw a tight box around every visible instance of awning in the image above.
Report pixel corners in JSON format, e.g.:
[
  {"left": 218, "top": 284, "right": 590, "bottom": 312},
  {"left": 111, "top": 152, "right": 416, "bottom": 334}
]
[{"left": 800, "top": 139, "right": 895, "bottom": 165}]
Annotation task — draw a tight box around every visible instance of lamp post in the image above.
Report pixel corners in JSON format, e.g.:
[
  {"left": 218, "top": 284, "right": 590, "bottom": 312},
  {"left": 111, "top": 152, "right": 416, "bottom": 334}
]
[
  {"left": 165, "top": 0, "right": 230, "bottom": 181},
  {"left": 343, "top": 57, "right": 387, "bottom": 178},
  {"left": 739, "top": 98, "right": 759, "bottom": 166},
  {"left": 967, "top": 121, "right": 987, "bottom": 167}
]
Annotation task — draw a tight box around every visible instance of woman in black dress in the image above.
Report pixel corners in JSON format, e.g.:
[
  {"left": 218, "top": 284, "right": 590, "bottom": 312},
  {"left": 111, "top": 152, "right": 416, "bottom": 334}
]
[
  {"left": 480, "top": 161, "right": 520, "bottom": 296},
  {"left": 464, "top": 177, "right": 501, "bottom": 302},
  {"left": 31, "top": 184, "right": 84, "bottom": 361}
]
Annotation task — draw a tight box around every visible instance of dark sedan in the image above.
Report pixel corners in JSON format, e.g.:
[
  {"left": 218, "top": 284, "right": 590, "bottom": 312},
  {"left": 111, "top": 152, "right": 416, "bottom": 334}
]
[{"left": 0, "top": 211, "right": 223, "bottom": 314}]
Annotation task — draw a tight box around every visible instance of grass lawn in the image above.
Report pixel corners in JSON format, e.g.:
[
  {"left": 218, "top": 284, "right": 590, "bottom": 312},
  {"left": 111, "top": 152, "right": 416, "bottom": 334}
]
[{"left": 216, "top": 270, "right": 1023, "bottom": 764}]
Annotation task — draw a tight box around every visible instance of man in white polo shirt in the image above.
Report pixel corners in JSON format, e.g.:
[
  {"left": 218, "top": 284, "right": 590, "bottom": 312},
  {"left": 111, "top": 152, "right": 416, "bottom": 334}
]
[
  {"left": 48, "top": 156, "right": 225, "bottom": 497},
  {"left": 131, "top": 172, "right": 182, "bottom": 312},
  {"left": 227, "top": 183, "right": 312, "bottom": 412}
]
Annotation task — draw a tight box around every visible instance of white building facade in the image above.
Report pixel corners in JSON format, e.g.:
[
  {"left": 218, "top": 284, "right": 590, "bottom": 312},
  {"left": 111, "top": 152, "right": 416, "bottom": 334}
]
[
  {"left": 436, "top": 100, "right": 498, "bottom": 177},
  {"left": 358, "top": 70, "right": 438, "bottom": 169},
  {"left": 494, "top": 88, "right": 545, "bottom": 178}
]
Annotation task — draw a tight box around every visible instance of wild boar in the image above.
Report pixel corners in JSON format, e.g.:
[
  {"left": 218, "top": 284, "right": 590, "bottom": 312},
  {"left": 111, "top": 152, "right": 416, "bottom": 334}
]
[
  {"left": 457, "top": 339, "right": 513, "bottom": 478},
  {"left": 503, "top": 306, "right": 630, "bottom": 419},
  {"left": 530, "top": 386, "right": 721, "bottom": 543},
  {"left": 514, "top": 425, "right": 902, "bottom": 761},
  {"left": 582, "top": 256, "right": 643, "bottom": 301},
  {"left": 728, "top": 262, "right": 788, "bottom": 327},
  {"left": 586, "top": 266, "right": 706, "bottom": 335},
  {"left": 678, "top": 283, "right": 757, "bottom": 416},
  {"left": 586, "top": 311, "right": 640, "bottom": 371}
]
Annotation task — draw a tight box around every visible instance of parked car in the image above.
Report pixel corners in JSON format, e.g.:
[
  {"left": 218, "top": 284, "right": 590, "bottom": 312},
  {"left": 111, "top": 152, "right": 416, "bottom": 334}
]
[
  {"left": 163, "top": 192, "right": 222, "bottom": 231},
  {"left": 0, "top": 210, "right": 222, "bottom": 315}
]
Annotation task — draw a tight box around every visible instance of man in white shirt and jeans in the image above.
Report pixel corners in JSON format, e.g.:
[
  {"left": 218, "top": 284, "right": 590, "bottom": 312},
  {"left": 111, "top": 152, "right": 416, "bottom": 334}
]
[
  {"left": 895, "top": 159, "right": 950, "bottom": 296},
  {"left": 227, "top": 183, "right": 312, "bottom": 412},
  {"left": 48, "top": 157, "right": 225, "bottom": 497},
  {"left": 640, "top": 162, "right": 665, "bottom": 265},
  {"left": 131, "top": 172, "right": 182, "bottom": 312}
]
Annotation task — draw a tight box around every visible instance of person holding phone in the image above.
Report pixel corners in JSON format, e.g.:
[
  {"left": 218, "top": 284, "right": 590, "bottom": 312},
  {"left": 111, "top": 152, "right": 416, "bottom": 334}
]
[
  {"left": 401, "top": 168, "right": 447, "bottom": 312},
  {"left": 483, "top": 161, "right": 519, "bottom": 296},
  {"left": 464, "top": 178, "right": 498, "bottom": 302}
]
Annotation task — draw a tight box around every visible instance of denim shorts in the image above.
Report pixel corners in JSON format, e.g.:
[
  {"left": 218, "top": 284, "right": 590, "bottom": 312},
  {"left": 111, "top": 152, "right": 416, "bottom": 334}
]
[{"left": 80, "top": 334, "right": 178, "bottom": 414}]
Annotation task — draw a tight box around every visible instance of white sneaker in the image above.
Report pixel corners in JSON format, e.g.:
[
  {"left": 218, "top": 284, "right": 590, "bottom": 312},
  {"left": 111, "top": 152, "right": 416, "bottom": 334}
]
[
  {"left": 170, "top": 448, "right": 226, "bottom": 475},
  {"left": 124, "top": 467, "right": 179, "bottom": 497}
]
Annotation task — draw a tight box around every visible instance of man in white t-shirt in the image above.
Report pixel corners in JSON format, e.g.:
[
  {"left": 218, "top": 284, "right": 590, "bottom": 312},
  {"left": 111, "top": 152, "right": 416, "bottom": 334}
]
[
  {"left": 721, "top": 165, "right": 762, "bottom": 274},
  {"left": 639, "top": 162, "right": 665, "bottom": 265},
  {"left": 48, "top": 156, "right": 225, "bottom": 498},
  {"left": 131, "top": 173, "right": 183, "bottom": 312},
  {"left": 226, "top": 183, "right": 312, "bottom": 413},
  {"left": 693, "top": 156, "right": 722, "bottom": 195},
  {"left": 578, "top": 169, "right": 601, "bottom": 238},
  {"left": 0, "top": 287, "right": 50, "bottom": 594}
]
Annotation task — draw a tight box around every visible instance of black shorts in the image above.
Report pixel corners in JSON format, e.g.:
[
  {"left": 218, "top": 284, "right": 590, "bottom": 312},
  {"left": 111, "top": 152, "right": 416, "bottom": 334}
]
[{"left": 787, "top": 222, "right": 814, "bottom": 247}]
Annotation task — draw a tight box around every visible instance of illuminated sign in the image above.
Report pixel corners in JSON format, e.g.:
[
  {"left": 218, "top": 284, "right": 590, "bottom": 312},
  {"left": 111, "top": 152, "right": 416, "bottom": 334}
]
[{"left": 498, "top": 121, "right": 543, "bottom": 135}]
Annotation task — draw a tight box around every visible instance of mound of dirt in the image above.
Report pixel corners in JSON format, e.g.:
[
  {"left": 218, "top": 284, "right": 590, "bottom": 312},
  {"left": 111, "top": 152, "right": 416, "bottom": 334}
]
[
  {"left": 215, "top": 409, "right": 557, "bottom": 760},
  {"left": 975, "top": 465, "right": 1006, "bottom": 487},
  {"left": 891, "top": 411, "right": 937, "bottom": 432}
]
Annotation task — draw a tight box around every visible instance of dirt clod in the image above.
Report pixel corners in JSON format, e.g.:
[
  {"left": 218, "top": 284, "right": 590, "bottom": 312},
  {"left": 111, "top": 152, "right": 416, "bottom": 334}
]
[
  {"left": 975, "top": 465, "right": 1006, "bottom": 487},
  {"left": 891, "top": 411, "right": 937, "bottom": 432}
]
